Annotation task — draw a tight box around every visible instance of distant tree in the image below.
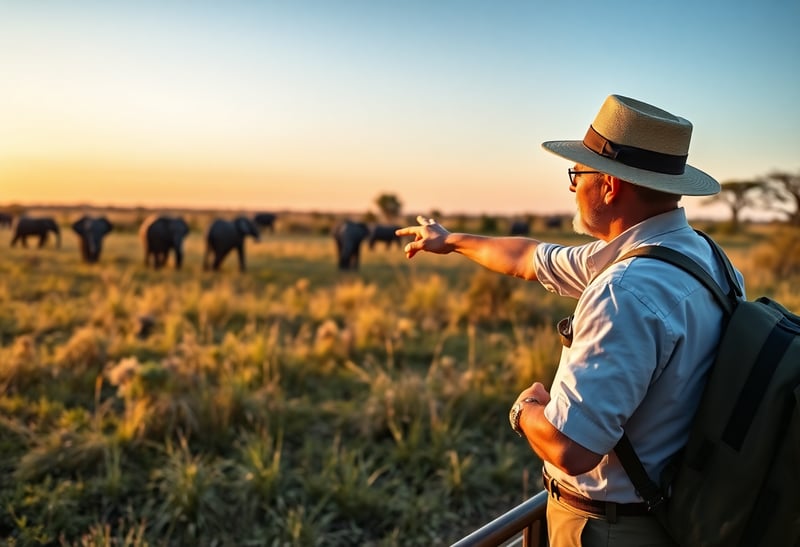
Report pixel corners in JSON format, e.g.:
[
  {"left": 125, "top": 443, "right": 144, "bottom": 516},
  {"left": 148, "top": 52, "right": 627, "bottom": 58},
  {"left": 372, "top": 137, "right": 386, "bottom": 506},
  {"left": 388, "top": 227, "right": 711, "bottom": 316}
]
[
  {"left": 375, "top": 194, "right": 402, "bottom": 220},
  {"left": 479, "top": 214, "right": 498, "bottom": 234},
  {"left": 763, "top": 170, "right": 800, "bottom": 226},
  {"left": 703, "top": 180, "right": 764, "bottom": 231}
]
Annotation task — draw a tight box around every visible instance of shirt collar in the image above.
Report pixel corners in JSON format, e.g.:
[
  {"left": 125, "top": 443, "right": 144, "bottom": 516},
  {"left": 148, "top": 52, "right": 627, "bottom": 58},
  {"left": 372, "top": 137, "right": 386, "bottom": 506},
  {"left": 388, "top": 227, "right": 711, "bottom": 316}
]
[{"left": 587, "top": 208, "right": 690, "bottom": 276}]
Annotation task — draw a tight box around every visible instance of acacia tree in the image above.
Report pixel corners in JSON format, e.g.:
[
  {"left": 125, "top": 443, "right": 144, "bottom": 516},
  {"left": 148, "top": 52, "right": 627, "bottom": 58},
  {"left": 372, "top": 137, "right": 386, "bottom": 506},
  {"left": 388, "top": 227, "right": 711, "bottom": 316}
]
[
  {"left": 764, "top": 170, "right": 800, "bottom": 226},
  {"left": 375, "top": 193, "right": 402, "bottom": 221},
  {"left": 703, "top": 180, "right": 764, "bottom": 231}
]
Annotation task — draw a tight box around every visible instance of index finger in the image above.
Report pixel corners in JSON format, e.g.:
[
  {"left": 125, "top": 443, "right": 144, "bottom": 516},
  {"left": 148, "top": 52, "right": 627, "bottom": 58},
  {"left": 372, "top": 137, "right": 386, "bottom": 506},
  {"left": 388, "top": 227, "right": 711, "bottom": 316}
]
[
  {"left": 396, "top": 215, "right": 434, "bottom": 236},
  {"left": 395, "top": 225, "right": 419, "bottom": 237}
]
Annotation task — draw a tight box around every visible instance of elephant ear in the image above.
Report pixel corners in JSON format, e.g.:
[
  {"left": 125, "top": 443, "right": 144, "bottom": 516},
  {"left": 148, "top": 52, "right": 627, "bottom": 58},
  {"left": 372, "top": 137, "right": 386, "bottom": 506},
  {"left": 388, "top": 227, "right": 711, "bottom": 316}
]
[
  {"left": 72, "top": 216, "right": 88, "bottom": 234},
  {"left": 101, "top": 218, "right": 114, "bottom": 234},
  {"left": 236, "top": 217, "right": 257, "bottom": 237},
  {"left": 175, "top": 218, "right": 189, "bottom": 236}
]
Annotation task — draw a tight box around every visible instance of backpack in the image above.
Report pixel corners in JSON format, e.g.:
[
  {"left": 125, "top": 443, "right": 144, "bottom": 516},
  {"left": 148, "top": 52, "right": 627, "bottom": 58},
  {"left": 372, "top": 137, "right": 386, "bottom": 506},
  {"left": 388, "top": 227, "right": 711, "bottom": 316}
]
[{"left": 612, "top": 231, "right": 800, "bottom": 547}]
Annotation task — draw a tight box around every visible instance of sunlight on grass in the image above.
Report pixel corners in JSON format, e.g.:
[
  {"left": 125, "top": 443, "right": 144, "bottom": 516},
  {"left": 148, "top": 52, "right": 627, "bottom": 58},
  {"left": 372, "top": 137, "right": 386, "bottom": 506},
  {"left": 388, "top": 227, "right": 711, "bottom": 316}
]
[{"left": 2, "top": 225, "right": 796, "bottom": 545}]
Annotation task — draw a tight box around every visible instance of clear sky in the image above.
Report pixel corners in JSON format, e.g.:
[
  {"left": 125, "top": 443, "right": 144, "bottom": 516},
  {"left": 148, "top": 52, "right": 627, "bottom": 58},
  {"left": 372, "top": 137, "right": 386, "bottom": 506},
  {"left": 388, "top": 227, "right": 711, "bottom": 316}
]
[{"left": 1, "top": 0, "right": 798, "bottom": 218}]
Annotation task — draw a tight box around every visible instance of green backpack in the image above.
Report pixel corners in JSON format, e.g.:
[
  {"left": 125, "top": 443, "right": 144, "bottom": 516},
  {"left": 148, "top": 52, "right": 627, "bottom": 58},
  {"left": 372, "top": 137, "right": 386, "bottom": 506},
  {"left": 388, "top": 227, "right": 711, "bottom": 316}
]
[{"left": 613, "top": 232, "right": 800, "bottom": 547}]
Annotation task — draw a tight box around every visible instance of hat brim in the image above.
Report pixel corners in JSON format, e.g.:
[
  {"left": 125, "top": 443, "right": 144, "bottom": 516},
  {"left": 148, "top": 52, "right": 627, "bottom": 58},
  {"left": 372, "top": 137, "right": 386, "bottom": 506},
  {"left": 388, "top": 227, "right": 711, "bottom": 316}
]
[{"left": 542, "top": 140, "right": 720, "bottom": 196}]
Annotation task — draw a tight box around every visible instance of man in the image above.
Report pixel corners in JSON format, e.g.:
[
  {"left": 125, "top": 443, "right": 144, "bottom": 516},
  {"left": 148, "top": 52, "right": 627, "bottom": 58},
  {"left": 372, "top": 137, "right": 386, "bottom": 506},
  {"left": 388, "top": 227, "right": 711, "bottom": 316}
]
[{"left": 396, "top": 95, "right": 744, "bottom": 546}]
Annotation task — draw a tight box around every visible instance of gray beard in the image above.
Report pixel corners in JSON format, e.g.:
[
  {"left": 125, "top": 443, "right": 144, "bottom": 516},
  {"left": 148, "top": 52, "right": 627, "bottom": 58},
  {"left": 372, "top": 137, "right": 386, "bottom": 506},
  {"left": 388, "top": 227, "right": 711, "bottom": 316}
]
[{"left": 572, "top": 210, "right": 590, "bottom": 236}]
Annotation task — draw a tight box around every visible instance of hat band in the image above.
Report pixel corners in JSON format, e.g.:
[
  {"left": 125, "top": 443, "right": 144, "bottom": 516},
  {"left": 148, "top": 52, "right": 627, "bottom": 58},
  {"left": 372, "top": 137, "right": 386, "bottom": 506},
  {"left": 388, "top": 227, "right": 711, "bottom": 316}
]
[{"left": 583, "top": 125, "right": 687, "bottom": 175}]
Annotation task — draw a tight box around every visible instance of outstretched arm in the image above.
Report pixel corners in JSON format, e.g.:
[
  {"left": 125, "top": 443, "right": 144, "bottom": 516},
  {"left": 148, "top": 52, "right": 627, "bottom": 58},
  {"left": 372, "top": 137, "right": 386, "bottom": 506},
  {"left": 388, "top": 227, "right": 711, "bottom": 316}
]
[{"left": 395, "top": 216, "right": 542, "bottom": 281}]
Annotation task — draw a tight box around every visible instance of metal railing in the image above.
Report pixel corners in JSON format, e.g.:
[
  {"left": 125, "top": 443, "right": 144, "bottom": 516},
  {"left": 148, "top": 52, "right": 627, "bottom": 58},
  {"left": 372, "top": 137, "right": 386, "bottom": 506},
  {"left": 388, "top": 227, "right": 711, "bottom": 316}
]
[{"left": 450, "top": 489, "right": 549, "bottom": 547}]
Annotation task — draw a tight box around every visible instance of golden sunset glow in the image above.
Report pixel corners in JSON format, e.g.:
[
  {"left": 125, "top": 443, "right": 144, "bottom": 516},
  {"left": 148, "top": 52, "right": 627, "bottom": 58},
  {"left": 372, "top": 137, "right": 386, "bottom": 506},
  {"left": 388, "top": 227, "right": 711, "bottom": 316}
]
[{"left": 2, "top": 1, "right": 798, "bottom": 218}]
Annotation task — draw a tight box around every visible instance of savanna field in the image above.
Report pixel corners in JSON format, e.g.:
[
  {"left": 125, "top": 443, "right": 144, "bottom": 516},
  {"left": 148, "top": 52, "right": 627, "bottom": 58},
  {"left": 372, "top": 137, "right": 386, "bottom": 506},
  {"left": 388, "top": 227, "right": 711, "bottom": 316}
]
[{"left": 2, "top": 208, "right": 798, "bottom": 546}]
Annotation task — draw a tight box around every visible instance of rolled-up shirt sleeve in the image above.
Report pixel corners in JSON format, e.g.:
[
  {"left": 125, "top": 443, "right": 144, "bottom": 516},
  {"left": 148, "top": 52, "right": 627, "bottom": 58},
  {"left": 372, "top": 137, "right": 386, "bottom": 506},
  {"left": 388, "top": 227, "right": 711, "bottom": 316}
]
[{"left": 535, "top": 241, "right": 604, "bottom": 299}]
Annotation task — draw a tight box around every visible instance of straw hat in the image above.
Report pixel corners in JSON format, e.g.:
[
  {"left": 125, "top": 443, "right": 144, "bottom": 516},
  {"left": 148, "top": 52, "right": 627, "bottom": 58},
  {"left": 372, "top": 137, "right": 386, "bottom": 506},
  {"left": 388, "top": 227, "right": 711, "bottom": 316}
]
[{"left": 542, "top": 95, "right": 719, "bottom": 196}]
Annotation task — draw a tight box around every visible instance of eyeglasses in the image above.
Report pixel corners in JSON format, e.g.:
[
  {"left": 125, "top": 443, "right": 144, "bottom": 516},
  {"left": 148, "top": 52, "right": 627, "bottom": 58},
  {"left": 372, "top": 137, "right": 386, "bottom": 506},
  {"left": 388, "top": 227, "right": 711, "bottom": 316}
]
[{"left": 568, "top": 169, "right": 602, "bottom": 185}]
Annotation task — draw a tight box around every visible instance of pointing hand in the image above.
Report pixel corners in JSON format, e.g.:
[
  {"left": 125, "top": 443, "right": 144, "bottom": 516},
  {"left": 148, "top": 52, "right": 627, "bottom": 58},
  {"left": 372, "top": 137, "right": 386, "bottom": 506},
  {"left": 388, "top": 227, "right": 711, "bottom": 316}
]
[{"left": 395, "top": 216, "right": 453, "bottom": 259}]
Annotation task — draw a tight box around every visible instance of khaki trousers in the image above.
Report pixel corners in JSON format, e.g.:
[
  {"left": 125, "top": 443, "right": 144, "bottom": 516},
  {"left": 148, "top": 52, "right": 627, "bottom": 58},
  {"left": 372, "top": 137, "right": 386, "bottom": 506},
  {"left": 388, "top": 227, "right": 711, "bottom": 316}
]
[{"left": 546, "top": 495, "right": 677, "bottom": 547}]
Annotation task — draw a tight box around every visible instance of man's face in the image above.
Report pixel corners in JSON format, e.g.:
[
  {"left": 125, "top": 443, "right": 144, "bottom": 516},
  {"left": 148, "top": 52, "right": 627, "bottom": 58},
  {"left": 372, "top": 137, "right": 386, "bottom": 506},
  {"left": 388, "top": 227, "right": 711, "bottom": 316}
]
[{"left": 570, "top": 165, "right": 604, "bottom": 237}]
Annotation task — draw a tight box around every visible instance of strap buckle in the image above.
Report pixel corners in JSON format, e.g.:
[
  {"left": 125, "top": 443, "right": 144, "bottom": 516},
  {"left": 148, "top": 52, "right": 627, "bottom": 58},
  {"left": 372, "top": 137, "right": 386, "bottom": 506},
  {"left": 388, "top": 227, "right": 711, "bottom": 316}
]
[{"left": 643, "top": 492, "right": 666, "bottom": 512}]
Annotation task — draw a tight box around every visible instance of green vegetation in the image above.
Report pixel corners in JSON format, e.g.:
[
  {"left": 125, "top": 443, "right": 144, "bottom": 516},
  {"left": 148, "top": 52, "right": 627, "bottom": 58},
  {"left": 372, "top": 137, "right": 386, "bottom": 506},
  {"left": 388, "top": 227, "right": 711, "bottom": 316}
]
[{"left": 1, "top": 215, "right": 797, "bottom": 546}]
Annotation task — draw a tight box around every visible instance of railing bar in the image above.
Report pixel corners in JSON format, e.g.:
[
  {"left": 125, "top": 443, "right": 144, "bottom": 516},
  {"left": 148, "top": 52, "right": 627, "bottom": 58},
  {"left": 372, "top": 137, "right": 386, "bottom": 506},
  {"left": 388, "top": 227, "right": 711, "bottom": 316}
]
[{"left": 450, "top": 489, "right": 548, "bottom": 547}]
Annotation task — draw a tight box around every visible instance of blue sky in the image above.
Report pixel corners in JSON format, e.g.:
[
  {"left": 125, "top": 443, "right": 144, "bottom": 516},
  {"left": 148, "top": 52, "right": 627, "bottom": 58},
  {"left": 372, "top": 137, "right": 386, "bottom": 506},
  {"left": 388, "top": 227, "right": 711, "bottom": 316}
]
[{"left": 1, "top": 0, "right": 798, "bottom": 219}]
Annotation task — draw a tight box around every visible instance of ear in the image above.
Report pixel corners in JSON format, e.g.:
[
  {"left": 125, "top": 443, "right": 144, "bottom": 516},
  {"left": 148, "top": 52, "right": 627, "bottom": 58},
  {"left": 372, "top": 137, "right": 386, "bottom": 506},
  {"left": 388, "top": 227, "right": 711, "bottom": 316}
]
[{"left": 602, "top": 175, "right": 623, "bottom": 205}]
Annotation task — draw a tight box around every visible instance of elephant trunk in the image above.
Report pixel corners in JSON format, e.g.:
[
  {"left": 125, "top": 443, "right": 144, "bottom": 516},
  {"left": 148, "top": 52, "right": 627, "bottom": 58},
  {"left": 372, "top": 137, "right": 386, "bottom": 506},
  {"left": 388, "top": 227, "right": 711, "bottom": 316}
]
[
  {"left": 54, "top": 227, "right": 61, "bottom": 248},
  {"left": 86, "top": 238, "right": 98, "bottom": 262}
]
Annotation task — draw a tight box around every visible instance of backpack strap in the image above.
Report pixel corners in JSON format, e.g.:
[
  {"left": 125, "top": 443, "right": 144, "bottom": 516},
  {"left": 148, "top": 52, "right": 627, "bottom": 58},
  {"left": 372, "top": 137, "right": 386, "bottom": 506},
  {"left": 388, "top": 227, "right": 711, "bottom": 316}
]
[
  {"left": 617, "top": 244, "right": 736, "bottom": 316},
  {"left": 695, "top": 230, "right": 744, "bottom": 300},
  {"left": 614, "top": 434, "right": 667, "bottom": 511},
  {"left": 613, "top": 235, "right": 739, "bottom": 509}
]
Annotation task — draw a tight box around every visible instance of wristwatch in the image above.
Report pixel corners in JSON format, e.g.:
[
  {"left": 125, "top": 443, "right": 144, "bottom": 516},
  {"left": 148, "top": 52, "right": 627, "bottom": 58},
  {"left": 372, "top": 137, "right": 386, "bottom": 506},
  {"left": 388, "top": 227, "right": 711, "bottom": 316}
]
[{"left": 509, "top": 397, "right": 540, "bottom": 437}]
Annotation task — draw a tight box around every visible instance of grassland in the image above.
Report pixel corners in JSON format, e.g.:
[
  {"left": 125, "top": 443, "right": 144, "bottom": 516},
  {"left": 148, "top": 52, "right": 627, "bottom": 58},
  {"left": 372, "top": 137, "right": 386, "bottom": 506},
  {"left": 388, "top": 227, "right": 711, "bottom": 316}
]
[{"left": 0, "top": 211, "right": 797, "bottom": 546}]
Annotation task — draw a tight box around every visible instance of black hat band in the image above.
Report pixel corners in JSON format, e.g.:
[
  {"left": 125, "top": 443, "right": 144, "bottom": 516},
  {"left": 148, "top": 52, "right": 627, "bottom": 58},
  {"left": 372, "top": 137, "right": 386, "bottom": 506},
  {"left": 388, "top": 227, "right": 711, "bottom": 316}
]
[{"left": 583, "top": 125, "right": 687, "bottom": 175}]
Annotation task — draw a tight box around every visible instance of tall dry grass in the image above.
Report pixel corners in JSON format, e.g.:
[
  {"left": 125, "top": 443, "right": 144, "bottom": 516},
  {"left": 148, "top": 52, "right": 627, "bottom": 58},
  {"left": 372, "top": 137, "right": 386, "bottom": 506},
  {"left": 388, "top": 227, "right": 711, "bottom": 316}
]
[{"left": 0, "top": 218, "right": 796, "bottom": 546}]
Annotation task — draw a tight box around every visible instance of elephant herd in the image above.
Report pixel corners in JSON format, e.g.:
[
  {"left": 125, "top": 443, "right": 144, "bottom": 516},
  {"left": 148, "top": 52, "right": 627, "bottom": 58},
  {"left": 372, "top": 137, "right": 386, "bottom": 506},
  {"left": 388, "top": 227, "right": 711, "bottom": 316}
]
[
  {"left": 11, "top": 215, "right": 112, "bottom": 264},
  {"left": 8, "top": 213, "right": 405, "bottom": 272},
  {"left": 8, "top": 213, "right": 262, "bottom": 271}
]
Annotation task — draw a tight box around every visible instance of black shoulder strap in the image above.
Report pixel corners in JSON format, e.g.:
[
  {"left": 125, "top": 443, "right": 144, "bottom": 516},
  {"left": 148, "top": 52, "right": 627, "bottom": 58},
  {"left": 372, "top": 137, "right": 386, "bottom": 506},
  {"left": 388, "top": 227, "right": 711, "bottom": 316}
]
[
  {"left": 614, "top": 434, "right": 666, "bottom": 511},
  {"left": 617, "top": 242, "right": 736, "bottom": 316},
  {"left": 613, "top": 232, "right": 740, "bottom": 508},
  {"left": 695, "top": 230, "right": 744, "bottom": 299}
]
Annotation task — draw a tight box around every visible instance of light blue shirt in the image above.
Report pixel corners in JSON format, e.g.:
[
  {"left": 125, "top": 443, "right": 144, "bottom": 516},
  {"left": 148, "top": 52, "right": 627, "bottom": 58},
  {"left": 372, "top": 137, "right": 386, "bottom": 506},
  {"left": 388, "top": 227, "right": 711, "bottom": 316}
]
[{"left": 534, "top": 208, "right": 744, "bottom": 503}]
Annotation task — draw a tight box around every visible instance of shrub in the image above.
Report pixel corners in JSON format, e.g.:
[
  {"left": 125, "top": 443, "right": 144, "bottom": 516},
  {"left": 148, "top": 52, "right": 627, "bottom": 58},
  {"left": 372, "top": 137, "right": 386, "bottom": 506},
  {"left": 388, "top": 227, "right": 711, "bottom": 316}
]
[{"left": 752, "top": 226, "right": 800, "bottom": 278}]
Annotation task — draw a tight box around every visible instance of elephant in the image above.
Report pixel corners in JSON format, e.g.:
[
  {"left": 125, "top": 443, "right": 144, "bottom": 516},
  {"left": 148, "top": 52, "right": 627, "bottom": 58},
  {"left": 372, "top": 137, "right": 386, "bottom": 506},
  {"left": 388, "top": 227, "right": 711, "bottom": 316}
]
[
  {"left": 545, "top": 215, "right": 564, "bottom": 230},
  {"left": 72, "top": 215, "right": 113, "bottom": 263},
  {"left": 0, "top": 212, "right": 12, "bottom": 228},
  {"left": 368, "top": 224, "right": 403, "bottom": 249},
  {"left": 11, "top": 216, "right": 61, "bottom": 248},
  {"left": 252, "top": 212, "right": 277, "bottom": 232},
  {"left": 140, "top": 215, "right": 190, "bottom": 270},
  {"left": 204, "top": 216, "right": 260, "bottom": 272},
  {"left": 333, "top": 220, "right": 370, "bottom": 270},
  {"left": 509, "top": 220, "right": 530, "bottom": 236}
]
